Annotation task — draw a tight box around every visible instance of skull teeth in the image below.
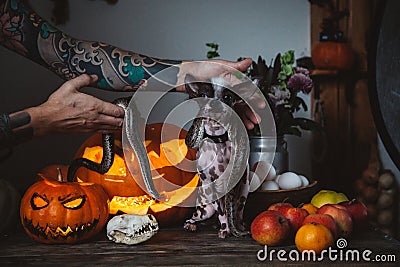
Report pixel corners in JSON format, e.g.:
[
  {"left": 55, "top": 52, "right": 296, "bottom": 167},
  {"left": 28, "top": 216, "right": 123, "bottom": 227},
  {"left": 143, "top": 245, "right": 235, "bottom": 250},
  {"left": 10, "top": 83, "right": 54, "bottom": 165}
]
[
  {"left": 130, "top": 222, "right": 158, "bottom": 237},
  {"left": 106, "top": 214, "right": 159, "bottom": 244}
]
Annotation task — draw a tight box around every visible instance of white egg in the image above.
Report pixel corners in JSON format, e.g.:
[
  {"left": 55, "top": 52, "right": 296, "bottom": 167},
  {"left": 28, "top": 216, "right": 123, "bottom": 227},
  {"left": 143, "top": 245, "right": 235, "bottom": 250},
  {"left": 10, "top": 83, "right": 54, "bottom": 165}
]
[
  {"left": 251, "top": 161, "right": 276, "bottom": 181},
  {"left": 274, "top": 174, "right": 281, "bottom": 184},
  {"left": 260, "top": 180, "right": 280, "bottom": 191},
  {"left": 266, "top": 164, "right": 277, "bottom": 181},
  {"left": 277, "top": 172, "right": 302, "bottom": 190},
  {"left": 299, "top": 175, "right": 309, "bottom": 186},
  {"left": 248, "top": 171, "right": 263, "bottom": 192}
]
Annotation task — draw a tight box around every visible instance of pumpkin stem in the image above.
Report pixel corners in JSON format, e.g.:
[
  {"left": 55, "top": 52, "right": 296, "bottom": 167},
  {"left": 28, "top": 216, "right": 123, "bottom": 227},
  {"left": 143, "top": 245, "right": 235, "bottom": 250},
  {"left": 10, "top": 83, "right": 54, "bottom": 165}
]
[{"left": 57, "top": 168, "right": 63, "bottom": 182}]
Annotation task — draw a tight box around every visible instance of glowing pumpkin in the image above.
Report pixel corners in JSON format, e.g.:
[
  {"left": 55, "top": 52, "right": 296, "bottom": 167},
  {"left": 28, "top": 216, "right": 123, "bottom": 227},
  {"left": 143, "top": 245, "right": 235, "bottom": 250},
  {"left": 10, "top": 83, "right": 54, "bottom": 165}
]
[
  {"left": 311, "top": 41, "right": 355, "bottom": 70},
  {"left": 74, "top": 123, "right": 199, "bottom": 226},
  {"left": 20, "top": 169, "right": 109, "bottom": 244}
]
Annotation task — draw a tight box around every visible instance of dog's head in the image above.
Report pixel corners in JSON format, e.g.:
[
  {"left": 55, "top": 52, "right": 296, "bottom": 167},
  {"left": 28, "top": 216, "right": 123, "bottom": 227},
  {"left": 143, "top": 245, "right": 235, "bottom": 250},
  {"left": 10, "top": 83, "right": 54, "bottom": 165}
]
[{"left": 184, "top": 74, "right": 242, "bottom": 133}]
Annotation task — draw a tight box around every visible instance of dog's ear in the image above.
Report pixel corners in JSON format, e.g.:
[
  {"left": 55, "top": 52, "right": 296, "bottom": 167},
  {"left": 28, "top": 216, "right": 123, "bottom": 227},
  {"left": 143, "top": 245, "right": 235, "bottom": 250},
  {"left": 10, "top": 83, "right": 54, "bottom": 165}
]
[{"left": 184, "top": 74, "right": 201, "bottom": 98}]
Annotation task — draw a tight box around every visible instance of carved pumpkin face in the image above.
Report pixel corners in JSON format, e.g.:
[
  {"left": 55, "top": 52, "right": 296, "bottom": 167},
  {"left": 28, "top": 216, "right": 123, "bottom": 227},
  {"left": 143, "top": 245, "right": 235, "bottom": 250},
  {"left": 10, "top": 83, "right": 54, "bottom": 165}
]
[
  {"left": 74, "top": 123, "right": 199, "bottom": 226},
  {"left": 20, "top": 173, "right": 109, "bottom": 244}
]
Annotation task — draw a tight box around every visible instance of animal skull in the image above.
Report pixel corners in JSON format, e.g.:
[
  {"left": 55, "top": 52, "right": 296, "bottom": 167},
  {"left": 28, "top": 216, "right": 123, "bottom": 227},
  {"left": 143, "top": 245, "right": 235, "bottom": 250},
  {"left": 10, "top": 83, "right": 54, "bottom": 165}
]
[{"left": 106, "top": 214, "right": 159, "bottom": 245}]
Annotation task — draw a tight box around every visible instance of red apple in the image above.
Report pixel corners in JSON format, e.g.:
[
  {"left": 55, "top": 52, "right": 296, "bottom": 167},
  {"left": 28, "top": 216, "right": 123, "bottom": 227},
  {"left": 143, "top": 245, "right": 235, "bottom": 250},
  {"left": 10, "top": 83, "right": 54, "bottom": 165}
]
[
  {"left": 267, "top": 202, "right": 293, "bottom": 215},
  {"left": 317, "top": 204, "right": 353, "bottom": 238},
  {"left": 302, "top": 214, "right": 338, "bottom": 239},
  {"left": 339, "top": 199, "right": 368, "bottom": 226},
  {"left": 281, "top": 207, "right": 309, "bottom": 232},
  {"left": 251, "top": 210, "right": 290, "bottom": 246}
]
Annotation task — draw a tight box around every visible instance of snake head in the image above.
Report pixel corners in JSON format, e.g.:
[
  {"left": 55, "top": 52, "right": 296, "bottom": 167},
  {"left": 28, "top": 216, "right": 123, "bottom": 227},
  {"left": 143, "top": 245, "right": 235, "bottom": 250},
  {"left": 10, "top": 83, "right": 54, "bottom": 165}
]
[{"left": 185, "top": 117, "right": 205, "bottom": 150}]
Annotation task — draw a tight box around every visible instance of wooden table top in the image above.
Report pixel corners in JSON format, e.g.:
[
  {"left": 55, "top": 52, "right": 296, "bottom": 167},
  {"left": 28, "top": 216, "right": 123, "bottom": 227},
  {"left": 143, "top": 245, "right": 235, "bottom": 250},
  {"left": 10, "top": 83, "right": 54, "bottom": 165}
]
[{"left": 1, "top": 224, "right": 399, "bottom": 266}]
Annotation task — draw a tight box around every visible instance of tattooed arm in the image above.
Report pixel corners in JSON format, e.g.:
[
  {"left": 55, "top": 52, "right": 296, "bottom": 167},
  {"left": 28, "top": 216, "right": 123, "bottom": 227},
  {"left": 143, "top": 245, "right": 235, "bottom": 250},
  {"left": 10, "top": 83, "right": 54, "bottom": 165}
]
[
  {"left": 0, "top": 0, "right": 255, "bottom": 153},
  {"left": 0, "top": 0, "right": 254, "bottom": 91},
  {"left": 0, "top": 0, "right": 182, "bottom": 91}
]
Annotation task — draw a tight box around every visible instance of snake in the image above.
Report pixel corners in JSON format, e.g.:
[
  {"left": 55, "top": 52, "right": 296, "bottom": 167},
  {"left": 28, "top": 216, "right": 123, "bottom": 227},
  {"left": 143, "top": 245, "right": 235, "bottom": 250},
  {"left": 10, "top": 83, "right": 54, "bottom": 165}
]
[{"left": 67, "top": 97, "right": 160, "bottom": 200}]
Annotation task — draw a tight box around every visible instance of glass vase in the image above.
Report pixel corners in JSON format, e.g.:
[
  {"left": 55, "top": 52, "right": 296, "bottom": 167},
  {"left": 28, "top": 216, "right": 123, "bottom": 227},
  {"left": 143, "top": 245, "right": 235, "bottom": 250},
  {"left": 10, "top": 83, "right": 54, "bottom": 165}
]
[{"left": 249, "top": 135, "right": 289, "bottom": 175}]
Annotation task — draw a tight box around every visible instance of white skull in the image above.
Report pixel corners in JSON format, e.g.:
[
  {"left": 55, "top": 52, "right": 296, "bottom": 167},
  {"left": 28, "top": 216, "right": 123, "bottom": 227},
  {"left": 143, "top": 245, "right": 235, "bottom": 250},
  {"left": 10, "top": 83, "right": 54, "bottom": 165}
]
[{"left": 106, "top": 214, "right": 159, "bottom": 245}]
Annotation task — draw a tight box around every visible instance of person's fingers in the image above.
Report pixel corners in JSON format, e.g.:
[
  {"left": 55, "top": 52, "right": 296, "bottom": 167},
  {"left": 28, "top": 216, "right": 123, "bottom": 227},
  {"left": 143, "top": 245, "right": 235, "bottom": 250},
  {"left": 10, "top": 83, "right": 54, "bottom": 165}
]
[
  {"left": 60, "top": 74, "right": 98, "bottom": 92},
  {"left": 239, "top": 113, "right": 255, "bottom": 130},
  {"left": 227, "top": 58, "right": 253, "bottom": 72},
  {"left": 235, "top": 103, "right": 262, "bottom": 130},
  {"left": 96, "top": 100, "right": 125, "bottom": 118},
  {"left": 245, "top": 106, "right": 261, "bottom": 125},
  {"left": 94, "top": 114, "right": 124, "bottom": 128}
]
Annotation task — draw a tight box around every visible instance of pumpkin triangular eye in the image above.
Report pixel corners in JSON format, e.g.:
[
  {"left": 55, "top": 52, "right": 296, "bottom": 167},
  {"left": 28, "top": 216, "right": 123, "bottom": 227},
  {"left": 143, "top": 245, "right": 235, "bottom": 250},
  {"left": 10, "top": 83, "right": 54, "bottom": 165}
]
[
  {"left": 61, "top": 196, "right": 86, "bottom": 210},
  {"left": 30, "top": 193, "right": 49, "bottom": 210}
]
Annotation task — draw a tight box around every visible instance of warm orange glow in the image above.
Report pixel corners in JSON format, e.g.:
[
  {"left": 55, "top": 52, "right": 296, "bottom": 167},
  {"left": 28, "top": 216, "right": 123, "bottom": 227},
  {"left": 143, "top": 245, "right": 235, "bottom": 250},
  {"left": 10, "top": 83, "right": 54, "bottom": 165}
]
[
  {"left": 108, "top": 174, "right": 199, "bottom": 214},
  {"left": 148, "top": 138, "right": 188, "bottom": 169},
  {"left": 81, "top": 137, "right": 187, "bottom": 177},
  {"left": 74, "top": 123, "right": 199, "bottom": 225},
  {"left": 82, "top": 146, "right": 127, "bottom": 176}
]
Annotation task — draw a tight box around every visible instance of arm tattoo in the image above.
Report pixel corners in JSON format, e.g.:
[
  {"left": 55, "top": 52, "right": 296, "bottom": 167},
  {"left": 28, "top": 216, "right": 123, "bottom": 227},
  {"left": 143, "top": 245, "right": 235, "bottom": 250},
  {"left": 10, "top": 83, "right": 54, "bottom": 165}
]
[
  {"left": 0, "top": 112, "right": 33, "bottom": 159},
  {"left": 0, "top": 0, "right": 181, "bottom": 91}
]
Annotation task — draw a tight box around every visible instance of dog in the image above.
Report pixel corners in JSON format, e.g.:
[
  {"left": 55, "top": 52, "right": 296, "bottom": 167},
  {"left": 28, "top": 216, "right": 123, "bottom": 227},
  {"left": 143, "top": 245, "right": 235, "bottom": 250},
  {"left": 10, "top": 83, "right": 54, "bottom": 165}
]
[{"left": 183, "top": 74, "right": 250, "bottom": 238}]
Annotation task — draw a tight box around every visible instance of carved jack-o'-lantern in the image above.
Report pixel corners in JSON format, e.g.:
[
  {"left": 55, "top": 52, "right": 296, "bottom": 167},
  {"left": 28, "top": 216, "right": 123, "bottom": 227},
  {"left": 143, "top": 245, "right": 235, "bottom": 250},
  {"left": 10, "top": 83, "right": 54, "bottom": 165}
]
[
  {"left": 20, "top": 169, "right": 109, "bottom": 244},
  {"left": 74, "top": 123, "right": 199, "bottom": 226}
]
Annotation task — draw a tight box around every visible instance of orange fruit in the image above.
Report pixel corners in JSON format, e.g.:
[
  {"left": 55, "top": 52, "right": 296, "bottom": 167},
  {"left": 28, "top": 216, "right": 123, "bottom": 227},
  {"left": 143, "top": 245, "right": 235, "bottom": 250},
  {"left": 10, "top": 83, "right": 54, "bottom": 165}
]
[
  {"left": 295, "top": 222, "right": 334, "bottom": 254},
  {"left": 301, "top": 203, "right": 318, "bottom": 215}
]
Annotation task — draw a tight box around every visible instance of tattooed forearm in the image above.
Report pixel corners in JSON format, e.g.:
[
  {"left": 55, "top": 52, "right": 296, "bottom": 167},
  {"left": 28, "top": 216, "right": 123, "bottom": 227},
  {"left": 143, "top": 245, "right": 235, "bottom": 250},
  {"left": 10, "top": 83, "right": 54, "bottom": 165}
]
[
  {"left": 0, "top": 112, "right": 32, "bottom": 151},
  {"left": 0, "top": 0, "right": 181, "bottom": 91}
]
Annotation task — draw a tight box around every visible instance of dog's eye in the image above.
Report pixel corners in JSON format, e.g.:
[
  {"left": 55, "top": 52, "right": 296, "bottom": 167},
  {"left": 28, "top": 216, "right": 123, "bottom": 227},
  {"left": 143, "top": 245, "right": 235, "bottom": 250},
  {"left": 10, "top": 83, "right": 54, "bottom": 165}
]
[
  {"left": 223, "top": 94, "right": 233, "bottom": 104},
  {"left": 199, "top": 92, "right": 208, "bottom": 97}
]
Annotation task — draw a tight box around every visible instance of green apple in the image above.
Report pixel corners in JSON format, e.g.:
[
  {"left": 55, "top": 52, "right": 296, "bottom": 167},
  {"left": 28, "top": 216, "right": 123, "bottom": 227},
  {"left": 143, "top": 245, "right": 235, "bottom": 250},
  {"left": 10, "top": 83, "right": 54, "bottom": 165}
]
[{"left": 311, "top": 190, "right": 349, "bottom": 208}]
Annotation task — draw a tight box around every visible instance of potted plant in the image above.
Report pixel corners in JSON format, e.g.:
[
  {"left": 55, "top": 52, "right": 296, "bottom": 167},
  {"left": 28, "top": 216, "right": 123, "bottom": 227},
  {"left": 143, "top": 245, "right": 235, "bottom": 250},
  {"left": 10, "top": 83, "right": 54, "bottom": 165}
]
[
  {"left": 247, "top": 50, "right": 320, "bottom": 174},
  {"left": 205, "top": 44, "right": 320, "bottom": 174}
]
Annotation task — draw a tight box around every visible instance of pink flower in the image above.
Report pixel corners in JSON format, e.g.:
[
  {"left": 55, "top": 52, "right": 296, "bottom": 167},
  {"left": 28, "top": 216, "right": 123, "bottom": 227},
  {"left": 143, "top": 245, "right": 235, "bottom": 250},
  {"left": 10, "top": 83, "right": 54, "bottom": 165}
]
[
  {"left": 0, "top": 6, "right": 28, "bottom": 56},
  {"left": 287, "top": 73, "right": 313, "bottom": 94}
]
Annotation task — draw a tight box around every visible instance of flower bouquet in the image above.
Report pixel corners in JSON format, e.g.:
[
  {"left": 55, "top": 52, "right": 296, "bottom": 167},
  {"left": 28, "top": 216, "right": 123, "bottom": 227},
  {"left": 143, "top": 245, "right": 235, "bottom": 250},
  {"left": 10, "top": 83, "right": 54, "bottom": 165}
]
[{"left": 248, "top": 50, "right": 320, "bottom": 137}]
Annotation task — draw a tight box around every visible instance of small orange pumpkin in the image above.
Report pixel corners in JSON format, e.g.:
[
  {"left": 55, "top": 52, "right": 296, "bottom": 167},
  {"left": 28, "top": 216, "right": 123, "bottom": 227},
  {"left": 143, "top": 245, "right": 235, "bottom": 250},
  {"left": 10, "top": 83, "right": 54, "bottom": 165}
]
[
  {"left": 20, "top": 169, "right": 109, "bottom": 244},
  {"left": 74, "top": 123, "right": 199, "bottom": 226},
  {"left": 311, "top": 41, "right": 355, "bottom": 70}
]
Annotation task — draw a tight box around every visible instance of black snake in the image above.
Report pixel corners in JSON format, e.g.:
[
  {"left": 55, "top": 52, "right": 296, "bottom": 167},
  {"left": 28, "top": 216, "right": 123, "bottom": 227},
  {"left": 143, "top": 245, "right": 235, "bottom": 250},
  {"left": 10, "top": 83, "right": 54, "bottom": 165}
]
[{"left": 67, "top": 97, "right": 160, "bottom": 200}]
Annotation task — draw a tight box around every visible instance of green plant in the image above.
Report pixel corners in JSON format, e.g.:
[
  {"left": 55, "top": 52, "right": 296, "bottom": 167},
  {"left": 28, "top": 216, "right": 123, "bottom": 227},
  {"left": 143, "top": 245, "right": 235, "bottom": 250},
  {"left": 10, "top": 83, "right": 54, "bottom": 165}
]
[
  {"left": 206, "top": 42, "right": 220, "bottom": 59},
  {"left": 204, "top": 44, "right": 320, "bottom": 137},
  {"left": 248, "top": 50, "right": 320, "bottom": 137}
]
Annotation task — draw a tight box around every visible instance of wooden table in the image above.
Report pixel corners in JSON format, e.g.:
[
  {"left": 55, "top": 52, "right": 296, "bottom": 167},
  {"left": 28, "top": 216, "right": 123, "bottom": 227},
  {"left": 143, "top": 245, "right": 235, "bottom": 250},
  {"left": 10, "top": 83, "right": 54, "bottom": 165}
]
[{"left": 0, "top": 225, "right": 399, "bottom": 266}]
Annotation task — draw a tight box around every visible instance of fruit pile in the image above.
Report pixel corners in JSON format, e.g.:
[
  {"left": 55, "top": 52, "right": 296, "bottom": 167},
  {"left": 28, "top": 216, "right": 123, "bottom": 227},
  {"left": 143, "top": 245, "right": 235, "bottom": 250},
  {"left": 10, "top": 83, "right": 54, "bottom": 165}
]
[{"left": 251, "top": 189, "right": 368, "bottom": 254}]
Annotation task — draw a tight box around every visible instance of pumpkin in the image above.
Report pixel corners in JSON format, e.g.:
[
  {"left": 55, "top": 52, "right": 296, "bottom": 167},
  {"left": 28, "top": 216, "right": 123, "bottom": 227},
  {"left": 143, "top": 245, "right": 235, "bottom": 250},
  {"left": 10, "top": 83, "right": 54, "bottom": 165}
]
[
  {"left": 0, "top": 179, "right": 21, "bottom": 235},
  {"left": 20, "top": 169, "right": 109, "bottom": 244},
  {"left": 311, "top": 41, "right": 355, "bottom": 70},
  {"left": 74, "top": 122, "right": 199, "bottom": 226}
]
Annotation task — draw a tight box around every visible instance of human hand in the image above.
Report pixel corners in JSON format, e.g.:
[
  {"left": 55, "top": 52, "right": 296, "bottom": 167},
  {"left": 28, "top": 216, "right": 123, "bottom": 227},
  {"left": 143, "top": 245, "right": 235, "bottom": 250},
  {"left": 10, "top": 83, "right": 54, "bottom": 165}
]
[
  {"left": 29, "top": 74, "right": 125, "bottom": 136},
  {"left": 177, "top": 58, "right": 265, "bottom": 130}
]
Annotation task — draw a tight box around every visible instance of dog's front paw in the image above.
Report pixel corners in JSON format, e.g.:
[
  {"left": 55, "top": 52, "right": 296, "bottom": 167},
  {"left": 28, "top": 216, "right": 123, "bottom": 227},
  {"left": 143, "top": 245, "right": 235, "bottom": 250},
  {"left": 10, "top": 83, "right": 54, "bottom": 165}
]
[
  {"left": 184, "top": 222, "right": 197, "bottom": 232},
  {"left": 218, "top": 229, "right": 231, "bottom": 238}
]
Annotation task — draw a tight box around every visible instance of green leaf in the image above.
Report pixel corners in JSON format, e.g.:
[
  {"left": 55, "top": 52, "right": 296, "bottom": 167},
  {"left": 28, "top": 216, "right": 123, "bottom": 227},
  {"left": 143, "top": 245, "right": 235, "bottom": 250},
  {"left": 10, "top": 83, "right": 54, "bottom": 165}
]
[
  {"left": 293, "top": 118, "right": 322, "bottom": 131},
  {"left": 282, "top": 65, "right": 293, "bottom": 76},
  {"left": 207, "top": 51, "right": 220, "bottom": 59},
  {"left": 278, "top": 72, "right": 287, "bottom": 81},
  {"left": 283, "top": 127, "right": 302, "bottom": 137},
  {"left": 281, "top": 50, "right": 295, "bottom": 65},
  {"left": 290, "top": 96, "right": 307, "bottom": 112},
  {"left": 206, "top": 42, "right": 218, "bottom": 49}
]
